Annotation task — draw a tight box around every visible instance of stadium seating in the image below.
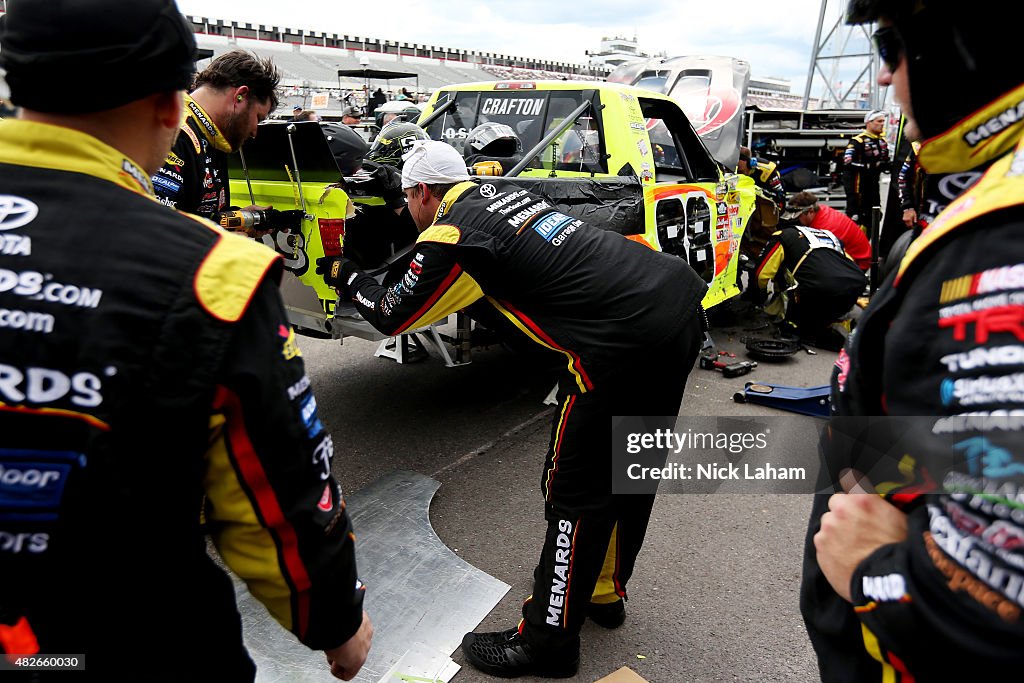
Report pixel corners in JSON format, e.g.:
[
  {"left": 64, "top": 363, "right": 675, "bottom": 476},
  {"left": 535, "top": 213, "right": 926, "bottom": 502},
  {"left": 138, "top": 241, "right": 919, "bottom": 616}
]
[{"left": 193, "top": 31, "right": 603, "bottom": 93}]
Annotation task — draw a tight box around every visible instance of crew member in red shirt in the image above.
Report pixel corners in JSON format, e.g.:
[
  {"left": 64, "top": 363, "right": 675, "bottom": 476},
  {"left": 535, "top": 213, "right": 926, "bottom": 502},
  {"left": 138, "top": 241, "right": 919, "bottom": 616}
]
[{"left": 782, "top": 191, "right": 872, "bottom": 270}]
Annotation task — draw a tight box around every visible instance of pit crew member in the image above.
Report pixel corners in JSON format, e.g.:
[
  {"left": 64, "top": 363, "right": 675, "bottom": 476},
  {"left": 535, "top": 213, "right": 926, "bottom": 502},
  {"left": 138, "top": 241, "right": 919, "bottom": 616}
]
[
  {"left": 153, "top": 49, "right": 279, "bottom": 219},
  {"left": 0, "top": 2, "right": 371, "bottom": 678},
  {"left": 802, "top": 1, "right": 1024, "bottom": 679},
  {"left": 317, "top": 140, "right": 706, "bottom": 678}
]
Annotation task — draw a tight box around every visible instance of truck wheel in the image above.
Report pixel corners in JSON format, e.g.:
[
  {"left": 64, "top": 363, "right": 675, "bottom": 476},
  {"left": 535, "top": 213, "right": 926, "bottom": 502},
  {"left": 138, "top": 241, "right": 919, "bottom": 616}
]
[{"left": 745, "top": 338, "right": 800, "bottom": 361}]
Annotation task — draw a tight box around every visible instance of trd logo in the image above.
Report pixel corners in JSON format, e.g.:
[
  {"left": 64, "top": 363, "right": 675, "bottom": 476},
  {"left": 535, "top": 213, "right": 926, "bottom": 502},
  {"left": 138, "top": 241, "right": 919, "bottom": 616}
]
[{"left": 939, "top": 305, "right": 1024, "bottom": 343}]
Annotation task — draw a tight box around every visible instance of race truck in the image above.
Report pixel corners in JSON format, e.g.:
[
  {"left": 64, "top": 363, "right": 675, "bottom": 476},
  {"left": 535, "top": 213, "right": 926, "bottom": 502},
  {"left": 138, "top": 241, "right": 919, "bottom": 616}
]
[{"left": 227, "top": 80, "right": 760, "bottom": 360}]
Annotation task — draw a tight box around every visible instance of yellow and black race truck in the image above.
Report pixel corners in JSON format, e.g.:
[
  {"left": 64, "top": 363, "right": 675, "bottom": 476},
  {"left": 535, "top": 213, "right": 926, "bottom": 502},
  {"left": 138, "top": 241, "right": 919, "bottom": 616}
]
[{"left": 227, "top": 80, "right": 760, "bottom": 356}]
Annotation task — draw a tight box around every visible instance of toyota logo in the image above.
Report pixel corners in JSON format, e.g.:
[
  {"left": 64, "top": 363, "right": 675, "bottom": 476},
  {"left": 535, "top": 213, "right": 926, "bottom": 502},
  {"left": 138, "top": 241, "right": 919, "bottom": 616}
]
[
  {"left": 938, "top": 171, "right": 983, "bottom": 201},
  {"left": 479, "top": 184, "right": 497, "bottom": 199},
  {"left": 0, "top": 196, "right": 39, "bottom": 231}
]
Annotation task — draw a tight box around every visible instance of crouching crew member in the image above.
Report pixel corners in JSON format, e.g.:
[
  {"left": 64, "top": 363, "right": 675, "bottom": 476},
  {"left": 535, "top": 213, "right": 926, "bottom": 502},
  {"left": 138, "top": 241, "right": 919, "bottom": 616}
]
[{"left": 753, "top": 218, "right": 866, "bottom": 350}]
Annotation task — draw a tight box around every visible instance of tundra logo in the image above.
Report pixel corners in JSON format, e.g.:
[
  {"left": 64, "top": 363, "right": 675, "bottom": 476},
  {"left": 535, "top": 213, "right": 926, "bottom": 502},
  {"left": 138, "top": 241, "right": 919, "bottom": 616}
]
[{"left": 0, "top": 196, "right": 39, "bottom": 232}]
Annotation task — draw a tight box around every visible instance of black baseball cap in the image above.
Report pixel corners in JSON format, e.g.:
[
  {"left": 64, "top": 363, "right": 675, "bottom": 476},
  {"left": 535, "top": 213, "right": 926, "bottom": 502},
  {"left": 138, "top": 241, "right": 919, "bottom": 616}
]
[{"left": 0, "top": 0, "right": 198, "bottom": 113}]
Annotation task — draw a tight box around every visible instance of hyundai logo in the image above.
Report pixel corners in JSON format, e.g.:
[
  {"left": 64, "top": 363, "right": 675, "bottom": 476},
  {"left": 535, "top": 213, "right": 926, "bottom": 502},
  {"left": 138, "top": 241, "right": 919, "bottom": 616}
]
[{"left": 0, "top": 196, "right": 39, "bottom": 232}]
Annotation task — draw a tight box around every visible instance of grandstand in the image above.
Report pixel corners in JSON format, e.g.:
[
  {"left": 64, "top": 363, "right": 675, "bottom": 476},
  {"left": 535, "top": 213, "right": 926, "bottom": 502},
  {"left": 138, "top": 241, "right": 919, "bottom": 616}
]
[
  {"left": 194, "top": 36, "right": 496, "bottom": 91},
  {"left": 0, "top": 3, "right": 799, "bottom": 119},
  {"left": 181, "top": 13, "right": 609, "bottom": 118}
]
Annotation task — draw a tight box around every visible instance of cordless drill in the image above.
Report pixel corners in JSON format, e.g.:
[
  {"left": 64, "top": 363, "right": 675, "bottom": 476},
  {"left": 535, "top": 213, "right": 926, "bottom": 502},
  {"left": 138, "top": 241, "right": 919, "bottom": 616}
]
[{"left": 214, "top": 208, "right": 304, "bottom": 237}]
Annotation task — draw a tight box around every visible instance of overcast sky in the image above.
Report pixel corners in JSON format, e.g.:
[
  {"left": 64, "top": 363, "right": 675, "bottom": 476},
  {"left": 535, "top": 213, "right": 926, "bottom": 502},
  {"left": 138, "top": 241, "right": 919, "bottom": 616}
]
[{"left": 176, "top": 0, "right": 865, "bottom": 96}]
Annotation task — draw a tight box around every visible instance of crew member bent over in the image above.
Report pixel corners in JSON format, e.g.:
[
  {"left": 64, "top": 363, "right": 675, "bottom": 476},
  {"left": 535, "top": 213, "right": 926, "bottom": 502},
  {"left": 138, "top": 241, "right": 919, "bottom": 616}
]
[
  {"left": 317, "top": 140, "right": 707, "bottom": 678},
  {"left": 752, "top": 223, "right": 865, "bottom": 350}
]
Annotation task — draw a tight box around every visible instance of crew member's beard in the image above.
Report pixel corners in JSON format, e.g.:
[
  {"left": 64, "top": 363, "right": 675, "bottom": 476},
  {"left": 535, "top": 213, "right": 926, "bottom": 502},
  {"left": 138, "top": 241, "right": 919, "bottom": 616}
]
[{"left": 221, "top": 108, "right": 248, "bottom": 151}]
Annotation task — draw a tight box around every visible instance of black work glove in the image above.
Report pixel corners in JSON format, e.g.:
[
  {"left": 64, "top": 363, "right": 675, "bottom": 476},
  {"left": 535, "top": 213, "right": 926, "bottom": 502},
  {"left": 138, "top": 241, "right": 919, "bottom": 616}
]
[
  {"left": 315, "top": 256, "right": 362, "bottom": 300},
  {"left": 361, "top": 159, "right": 406, "bottom": 209}
]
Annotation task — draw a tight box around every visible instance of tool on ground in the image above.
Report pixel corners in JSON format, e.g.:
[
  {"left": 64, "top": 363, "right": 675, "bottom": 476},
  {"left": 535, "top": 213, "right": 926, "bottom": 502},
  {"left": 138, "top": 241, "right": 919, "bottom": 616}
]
[
  {"left": 733, "top": 382, "right": 831, "bottom": 417},
  {"left": 699, "top": 350, "right": 758, "bottom": 378},
  {"left": 743, "top": 337, "right": 801, "bottom": 361}
]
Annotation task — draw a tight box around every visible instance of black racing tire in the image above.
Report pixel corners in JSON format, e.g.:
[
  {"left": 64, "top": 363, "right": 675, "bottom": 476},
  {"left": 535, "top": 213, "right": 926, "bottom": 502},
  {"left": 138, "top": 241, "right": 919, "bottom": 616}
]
[
  {"left": 745, "top": 338, "right": 801, "bottom": 361},
  {"left": 880, "top": 228, "right": 915, "bottom": 282}
]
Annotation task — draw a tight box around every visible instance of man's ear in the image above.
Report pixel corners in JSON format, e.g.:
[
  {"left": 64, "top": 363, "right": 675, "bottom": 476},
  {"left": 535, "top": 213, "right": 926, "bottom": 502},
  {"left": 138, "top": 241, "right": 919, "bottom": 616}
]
[
  {"left": 155, "top": 90, "right": 184, "bottom": 130},
  {"left": 234, "top": 85, "right": 250, "bottom": 103}
]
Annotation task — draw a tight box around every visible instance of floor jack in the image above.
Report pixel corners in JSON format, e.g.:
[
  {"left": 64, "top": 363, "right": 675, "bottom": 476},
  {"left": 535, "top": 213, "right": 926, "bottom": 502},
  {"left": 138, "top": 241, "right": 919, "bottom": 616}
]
[{"left": 732, "top": 383, "right": 831, "bottom": 418}]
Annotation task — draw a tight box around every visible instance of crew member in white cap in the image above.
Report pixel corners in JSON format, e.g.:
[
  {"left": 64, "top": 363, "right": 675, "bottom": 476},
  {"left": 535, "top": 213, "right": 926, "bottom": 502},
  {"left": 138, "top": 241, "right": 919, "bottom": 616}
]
[
  {"left": 316, "top": 139, "right": 708, "bottom": 678},
  {"left": 842, "top": 109, "right": 890, "bottom": 226}
]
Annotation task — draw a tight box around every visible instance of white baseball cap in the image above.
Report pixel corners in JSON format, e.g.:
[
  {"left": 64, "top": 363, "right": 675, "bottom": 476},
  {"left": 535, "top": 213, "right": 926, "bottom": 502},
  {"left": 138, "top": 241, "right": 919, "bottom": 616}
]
[
  {"left": 401, "top": 140, "right": 471, "bottom": 189},
  {"left": 864, "top": 109, "right": 886, "bottom": 124}
]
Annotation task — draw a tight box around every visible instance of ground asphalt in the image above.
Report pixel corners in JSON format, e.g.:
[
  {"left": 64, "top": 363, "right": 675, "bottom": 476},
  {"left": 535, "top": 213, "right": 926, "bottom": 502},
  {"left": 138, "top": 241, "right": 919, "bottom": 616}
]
[{"left": 298, "top": 305, "right": 835, "bottom": 683}]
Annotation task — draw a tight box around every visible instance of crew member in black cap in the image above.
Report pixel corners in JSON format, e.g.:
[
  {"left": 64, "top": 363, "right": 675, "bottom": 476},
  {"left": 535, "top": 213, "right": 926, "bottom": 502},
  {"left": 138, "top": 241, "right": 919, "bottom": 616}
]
[
  {"left": 152, "top": 49, "right": 281, "bottom": 218},
  {"left": 0, "top": 1, "right": 372, "bottom": 679}
]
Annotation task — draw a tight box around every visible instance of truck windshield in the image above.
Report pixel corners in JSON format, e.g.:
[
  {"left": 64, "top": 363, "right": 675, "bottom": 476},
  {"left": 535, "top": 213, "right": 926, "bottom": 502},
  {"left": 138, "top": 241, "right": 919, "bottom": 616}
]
[
  {"left": 423, "top": 89, "right": 607, "bottom": 175},
  {"left": 635, "top": 70, "right": 672, "bottom": 93}
]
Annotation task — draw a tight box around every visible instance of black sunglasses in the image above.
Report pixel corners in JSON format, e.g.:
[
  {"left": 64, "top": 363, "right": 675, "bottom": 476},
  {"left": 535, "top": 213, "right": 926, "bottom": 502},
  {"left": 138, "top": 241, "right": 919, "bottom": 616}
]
[{"left": 872, "top": 26, "right": 904, "bottom": 71}]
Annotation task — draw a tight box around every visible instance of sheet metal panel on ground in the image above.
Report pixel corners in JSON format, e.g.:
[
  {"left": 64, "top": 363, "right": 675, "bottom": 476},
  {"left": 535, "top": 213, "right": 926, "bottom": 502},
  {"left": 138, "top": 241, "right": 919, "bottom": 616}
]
[{"left": 234, "top": 470, "right": 510, "bottom": 682}]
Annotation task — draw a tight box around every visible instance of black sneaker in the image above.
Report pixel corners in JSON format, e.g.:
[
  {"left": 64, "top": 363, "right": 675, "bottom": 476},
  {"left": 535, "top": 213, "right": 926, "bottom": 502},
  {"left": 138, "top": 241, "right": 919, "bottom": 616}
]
[
  {"left": 461, "top": 628, "right": 579, "bottom": 678},
  {"left": 586, "top": 599, "right": 626, "bottom": 629}
]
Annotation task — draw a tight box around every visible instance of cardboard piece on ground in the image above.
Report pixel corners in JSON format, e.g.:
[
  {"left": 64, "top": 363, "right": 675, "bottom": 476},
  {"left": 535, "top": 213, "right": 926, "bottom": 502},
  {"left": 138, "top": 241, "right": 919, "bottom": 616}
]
[
  {"left": 593, "top": 667, "right": 651, "bottom": 683},
  {"left": 377, "top": 642, "right": 460, "bottom": 683}
]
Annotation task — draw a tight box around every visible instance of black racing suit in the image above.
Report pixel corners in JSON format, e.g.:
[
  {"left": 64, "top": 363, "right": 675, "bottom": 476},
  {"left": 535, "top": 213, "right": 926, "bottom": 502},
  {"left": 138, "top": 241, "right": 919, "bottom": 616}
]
[
  {"left": 897, "top": 144, "right": 922, "bottom": 220},
  {"left": 843, "top": 130, "right": 890, "bottom": 224},
  {"left": 801, "top": 88, "right": 1024, "bottom": 680},
  {"left": 153, "top": 93, "right": 232, "bottom": 218},
  {"left": 753, "top": 225, "right": 866, "bottom": 342},
  {"left": 341, "top": 179, "right": 707, "bottom": 654},
  {"left": 0, "top": 119, "right": 364, "bottom": 680}
]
